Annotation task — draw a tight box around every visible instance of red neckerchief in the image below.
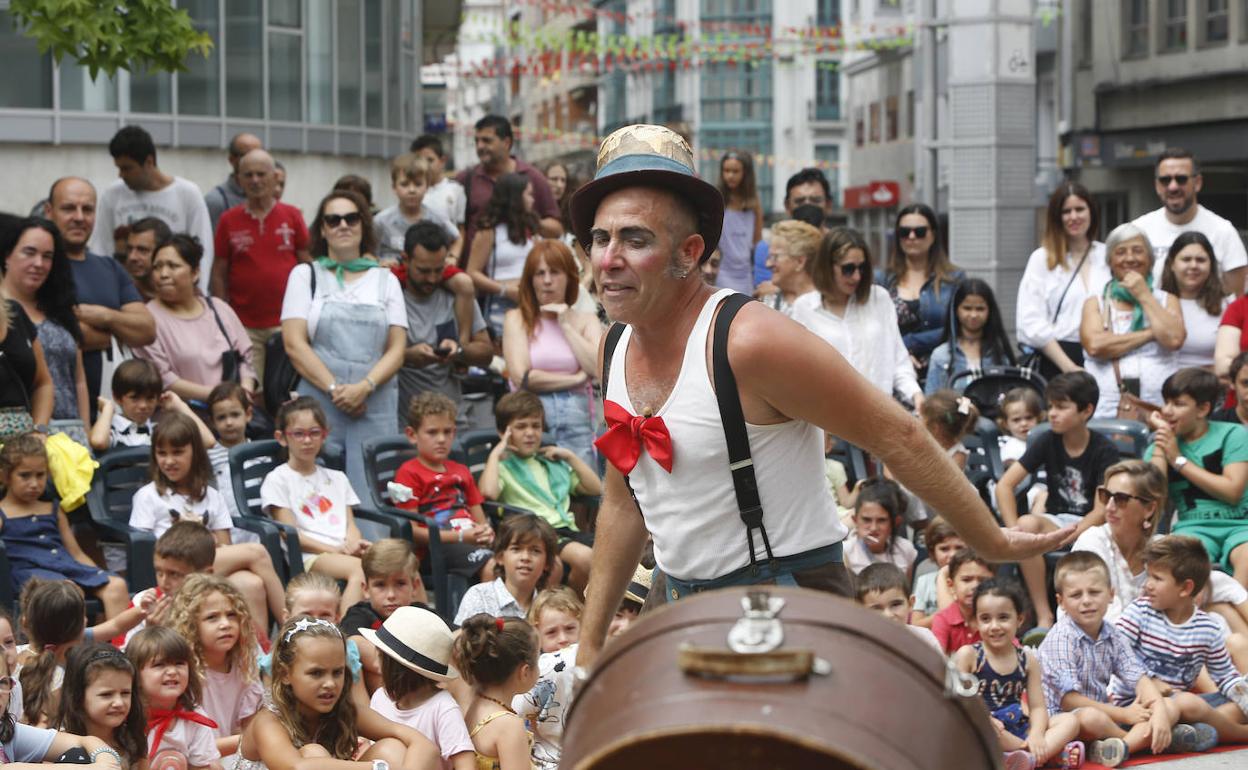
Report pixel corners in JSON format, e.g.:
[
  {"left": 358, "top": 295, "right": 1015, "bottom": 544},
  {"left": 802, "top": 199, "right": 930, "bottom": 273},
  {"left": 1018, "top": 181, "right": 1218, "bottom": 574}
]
[
  {"left": 594, "top": 400, "right": 674, "bottom": 474},
  {"left": 147, "top": 708, "right": 219, "bottom": 759}
]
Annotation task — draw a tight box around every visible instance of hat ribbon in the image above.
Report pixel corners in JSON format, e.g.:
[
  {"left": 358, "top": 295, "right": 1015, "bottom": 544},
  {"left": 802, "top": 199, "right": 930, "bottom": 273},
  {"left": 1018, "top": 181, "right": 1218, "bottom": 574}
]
[
  {"left": 376, "top": 625, "right": 449, "bottom": 676},
  {"left": 595, "top": 400, "right": 674, "bottom": 475}
]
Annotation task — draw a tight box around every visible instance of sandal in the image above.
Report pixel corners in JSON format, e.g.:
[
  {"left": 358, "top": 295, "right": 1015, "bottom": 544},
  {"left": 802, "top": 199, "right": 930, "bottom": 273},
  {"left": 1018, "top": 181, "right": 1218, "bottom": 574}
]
[
  {"left": 1004, "top": 750, "right": 1036, "bottom": 770},
  {"left": 1058, "top": 740, "right": 1084, "bottom": 769}
]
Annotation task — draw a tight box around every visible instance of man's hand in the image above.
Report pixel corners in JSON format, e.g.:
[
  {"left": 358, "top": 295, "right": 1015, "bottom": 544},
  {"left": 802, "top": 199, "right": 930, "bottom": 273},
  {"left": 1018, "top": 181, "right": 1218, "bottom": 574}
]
[
  {"left": 435, "top": 338, "right": 461, "bottom": 360},
  {"left": 985, "top": 524, "right": 1078, "bottom": 562},
  {"left": 75, "top": 303, "right": 115, "bottom": 330}
]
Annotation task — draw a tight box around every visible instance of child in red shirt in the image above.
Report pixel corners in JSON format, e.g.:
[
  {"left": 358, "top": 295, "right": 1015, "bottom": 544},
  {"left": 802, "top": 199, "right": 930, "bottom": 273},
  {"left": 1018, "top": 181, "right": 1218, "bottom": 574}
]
[
  {"left": 393, "top": 392, "right": 495, "bottom": 581},
  {"left": 931, "top": 549, "right": 996, "bottom": 655}
]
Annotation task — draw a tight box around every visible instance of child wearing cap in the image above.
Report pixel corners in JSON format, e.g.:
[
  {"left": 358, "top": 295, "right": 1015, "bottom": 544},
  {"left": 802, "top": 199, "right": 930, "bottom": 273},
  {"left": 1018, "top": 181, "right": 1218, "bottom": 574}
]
[{"left": 360, "top": 606, "right": 475, "bottom": 770}]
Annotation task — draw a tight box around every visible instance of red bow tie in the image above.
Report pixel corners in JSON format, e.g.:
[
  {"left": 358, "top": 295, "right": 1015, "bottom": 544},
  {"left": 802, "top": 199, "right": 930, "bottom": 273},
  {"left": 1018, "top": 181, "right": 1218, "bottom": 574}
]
[
  {"left": 147, "top": 708, "right": 219, "bottom": 759},
  {"left": 595, "top": 400, "right": 674, "bottom": 474}
]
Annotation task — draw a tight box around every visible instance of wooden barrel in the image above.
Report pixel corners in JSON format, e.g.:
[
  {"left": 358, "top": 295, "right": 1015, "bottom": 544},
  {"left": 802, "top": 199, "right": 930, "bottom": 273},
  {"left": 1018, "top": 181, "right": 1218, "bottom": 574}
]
[{"left": 562, "top": 587, "right": 1001, "bottom": 770}]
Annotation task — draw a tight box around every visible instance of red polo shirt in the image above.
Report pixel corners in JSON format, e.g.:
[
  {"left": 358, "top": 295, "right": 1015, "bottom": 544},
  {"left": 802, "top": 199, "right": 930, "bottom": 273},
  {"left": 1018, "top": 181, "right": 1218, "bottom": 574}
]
[
  {"left": 214, "top": 201, "right": 309, "bottom": 328},
  {"left": 930, "top": 601, "right": 980, "bottom": 655},
  {"left": 456, "top": 156, "right": 559, "bottom": 259}
]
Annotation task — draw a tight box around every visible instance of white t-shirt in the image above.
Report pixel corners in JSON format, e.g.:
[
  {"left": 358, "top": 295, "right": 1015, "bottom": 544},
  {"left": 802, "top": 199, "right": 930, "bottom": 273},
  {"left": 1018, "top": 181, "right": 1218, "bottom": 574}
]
[
  {"left": 369, "top": 689, "right": 474, "bottom": 770},
  {"left": 146, "top": 707, "right": 221, "bottom": 767},
  {"left": 259, "top": 463, "right": 359, "bottom": 548},
  {"left": 513, "top": 643, "right": 578, "bottom": 770},
  {"left": 201, "top": 666, "right": 264, "bottom": 738},
  {"left": 1135, "top": 205, "right": 1248, "bottom": 283},
  {"left": 130, "top": 482, "right": 232, "bottom": 538},
  {"left": 424, "top": 178, "right": 467, "bottom": 226},
  {"left": 89, "top": 177, "right": 216, "bottom": 294},
  {"left": 1176, "top": 296, "right": 1230, "bottom": 369},
  {"left": 279, "top": 262, "right": 408, "bottom": 339},
  {"left": 110, "top": 412, "right": 155, "bottom": 448},
  {"left": 907, "top": 625, "right": 945, "bottom": 656}
]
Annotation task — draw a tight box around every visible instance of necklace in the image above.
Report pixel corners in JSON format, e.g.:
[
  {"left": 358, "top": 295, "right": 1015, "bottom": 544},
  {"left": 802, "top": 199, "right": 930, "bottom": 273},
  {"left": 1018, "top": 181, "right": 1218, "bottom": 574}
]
[{"left": 478, "top": 693, "right": 516, "bottom": 714}]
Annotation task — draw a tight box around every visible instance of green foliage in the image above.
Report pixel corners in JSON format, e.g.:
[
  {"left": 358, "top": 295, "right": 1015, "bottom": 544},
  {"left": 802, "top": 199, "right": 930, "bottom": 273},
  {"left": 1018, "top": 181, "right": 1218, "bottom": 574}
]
[{"left": 8, "top": 0, "right": 213, "bottom": 79}]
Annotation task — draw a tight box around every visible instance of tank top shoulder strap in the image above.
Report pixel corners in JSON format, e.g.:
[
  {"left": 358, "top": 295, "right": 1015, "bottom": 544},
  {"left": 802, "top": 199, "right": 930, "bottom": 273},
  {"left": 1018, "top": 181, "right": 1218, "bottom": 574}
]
[
  {"left": 469, "top": 710, "right": 512, "bottom": 737},
  {"left": 973, "top": 642, "right": 986, "bottom": 674},
  {"left": 1015, "top": 646, "right": 1029, "bottom": 674}
]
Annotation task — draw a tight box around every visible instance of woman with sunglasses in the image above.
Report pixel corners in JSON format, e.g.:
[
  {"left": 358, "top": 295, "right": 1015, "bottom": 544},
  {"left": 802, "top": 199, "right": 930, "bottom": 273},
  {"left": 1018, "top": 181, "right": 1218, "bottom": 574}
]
[
  {"left": 1071, "top": 460, "right": 1248, "bottom": 631},
  {"left": 793, "top": 227, "right": 924, "bottom": 411},
  {"left": 1017, "top": 182, "right": 1110, "bottom": 381},
  {"left": 879, "top": 204, "right": 963, "bottom": 388},
  {"left": 279, "top": 190, "right": 408, "bottom": 496}
]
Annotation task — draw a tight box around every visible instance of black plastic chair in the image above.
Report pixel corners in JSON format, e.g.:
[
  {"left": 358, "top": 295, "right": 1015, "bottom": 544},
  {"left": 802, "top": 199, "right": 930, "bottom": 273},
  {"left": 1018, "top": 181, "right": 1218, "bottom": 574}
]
[
  {"left": 361, "top": 435, "right": 467, "bottom": 621},
  {"left": 1027, "top": 419, "right": 1151, "bottom": 460},
  {"left": 955, "top": 365, "right": 1048, "bottom": 421},
  {"left": 84, "top": 448, "right": 159, "bottom": 593}
]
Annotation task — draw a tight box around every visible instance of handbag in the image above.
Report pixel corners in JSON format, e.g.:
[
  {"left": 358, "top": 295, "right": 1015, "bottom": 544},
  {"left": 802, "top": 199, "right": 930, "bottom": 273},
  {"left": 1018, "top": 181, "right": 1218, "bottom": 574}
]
[
  {"left": 264, "top": 263, "right": 317, "bottom": 417},
  {"left": 1111, "top": 358, "right": 1161, "bottom": 422},
  {"left": 204, "top": 297, "right": 242, "bottom": 383}
]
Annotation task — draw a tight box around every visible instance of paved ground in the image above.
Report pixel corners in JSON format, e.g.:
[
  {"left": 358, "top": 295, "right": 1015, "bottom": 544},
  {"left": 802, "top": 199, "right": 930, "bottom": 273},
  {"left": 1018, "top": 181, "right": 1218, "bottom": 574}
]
[{"left": 1117, "top": 748, "right": 1248, "bottom": 768}]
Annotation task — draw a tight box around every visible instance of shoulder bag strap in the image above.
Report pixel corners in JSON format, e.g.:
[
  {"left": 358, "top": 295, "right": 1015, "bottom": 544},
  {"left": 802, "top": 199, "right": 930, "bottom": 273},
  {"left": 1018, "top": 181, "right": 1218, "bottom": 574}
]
[
  {"left": 1051, "top": 245, "right": 1092, "bottom": 323},
  {"left": 204, "top": 297, "right": 235, "bottom": 349},
  {"left": 711, "top": 292, "right": 775, "bottom": 571}
]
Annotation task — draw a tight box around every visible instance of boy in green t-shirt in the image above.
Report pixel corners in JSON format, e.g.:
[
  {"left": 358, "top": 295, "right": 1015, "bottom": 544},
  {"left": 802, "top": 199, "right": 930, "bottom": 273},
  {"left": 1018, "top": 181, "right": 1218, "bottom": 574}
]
[
  {"left": 479, "top": 390, "right": 601, "bottom": 592},
  {"left": 1147, "top": 368, "right": 1248, "bottom": 583}
]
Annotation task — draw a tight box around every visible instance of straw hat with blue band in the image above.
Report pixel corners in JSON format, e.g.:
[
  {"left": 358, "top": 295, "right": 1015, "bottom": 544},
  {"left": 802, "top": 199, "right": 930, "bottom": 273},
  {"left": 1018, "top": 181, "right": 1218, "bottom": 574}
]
[
  {"left": 357, "top": 606, "right": 459, "bottom": 683},
  {"left": 570, "top": 124, "right": 724, "bottom": 264}
]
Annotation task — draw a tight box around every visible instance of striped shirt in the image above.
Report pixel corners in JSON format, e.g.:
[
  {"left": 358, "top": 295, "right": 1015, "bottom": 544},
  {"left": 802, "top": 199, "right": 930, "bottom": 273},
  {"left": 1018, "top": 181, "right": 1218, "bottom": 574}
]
[
  {"left": 1110, "top": 598, "right": 1245, "bottom": 702},
  {"left": 1037, "top": 613, "right": 1147, "bottom": 715}
]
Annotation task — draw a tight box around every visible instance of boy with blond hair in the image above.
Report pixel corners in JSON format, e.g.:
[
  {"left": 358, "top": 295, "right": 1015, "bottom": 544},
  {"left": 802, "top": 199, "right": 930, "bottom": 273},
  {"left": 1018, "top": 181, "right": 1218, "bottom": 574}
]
[
  {"left": 374, "top": 152, "right": 461, "bottom": 264},
  {"left": 1038, "top": 551, "right": 1180, "bottom": 766},
  {"left": 341, "top": 538, "right": 431, "bottom": 693}
]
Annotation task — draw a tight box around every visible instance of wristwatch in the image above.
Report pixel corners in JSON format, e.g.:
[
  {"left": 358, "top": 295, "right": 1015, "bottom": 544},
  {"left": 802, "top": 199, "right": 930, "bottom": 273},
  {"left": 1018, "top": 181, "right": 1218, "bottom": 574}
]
[
  {"left": 327, "top": 382, "right": 338, "bottom": 396},
  {"left": 1173, "top": 456, "right": 1189, "bottom": 470},
  {"left": 372, "top": 760, "right": 389, "bottom": 770}
]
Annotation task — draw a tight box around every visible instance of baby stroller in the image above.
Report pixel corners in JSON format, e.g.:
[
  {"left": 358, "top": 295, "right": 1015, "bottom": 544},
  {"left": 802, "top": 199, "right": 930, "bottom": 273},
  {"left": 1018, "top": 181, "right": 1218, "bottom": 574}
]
[{"left": 948, "top": 364, "right": 1047, "bottom": 421}]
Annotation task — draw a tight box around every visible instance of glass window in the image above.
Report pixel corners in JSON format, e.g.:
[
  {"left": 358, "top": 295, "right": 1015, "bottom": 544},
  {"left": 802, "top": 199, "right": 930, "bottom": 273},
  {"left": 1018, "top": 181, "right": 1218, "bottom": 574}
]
[
  {"left": 179, "top": 0, "right": 220, "bottom": 116},
  {"left": 0, "top": 10, "right": 53, "bottom": 108},
  {"left": 885, "top": 95, "right": 899, "bottom": 141},
  {"left": 225, "top": 0, "right": 262, "bottom": 117},
  {"left": 1078, "top": 0, "right": 1094, "bottom": 65},
  {"left": 815, "top": 64, "right": 839, "bottom": 121},
  {"left": 60, "top": 67, "right": 118, "bottom": 112},
  {"left": 701, "top": 61, "right": 772, "bottom": 123},
  {"left": 269, "top": 32, "right": 301, "bottom": 122},
  {"left": 906, "top": 89, "right": 914, "bottom": 137},
  {"left": 1160, "top": 0, "right": 1187, "bottom": 51},
  {"left": 307, "top": 0, "right": 333, "bottom": 124},
  {"left": 1122, "top": 0, "right": 1149, "bottom": 56},
  {"left": 131, "top": 70, "right": 172, "bottom": 114},
  {"left": 869, "top": 101, "right": 880, "bottom": 143},
  {"left": 386, "top": 0, "right": 402, "bottom": 131},
  {"left": 1202, "top": 0, "right": 1229, "bottom": 43},
  {"left": 817, "top": 0, "right": 840, "bottom": 27},
  {"left": 337, "top": 0, "right": 362, "bottom": 126},
  {"left": 269, "top": 0, "right": 301, "bottom": 28},
  {"left": 854, "top": 106, "right": 864, "bottom": 147},
  {"left": 364, "top": 0, "right": 384, "bottom": 128}
]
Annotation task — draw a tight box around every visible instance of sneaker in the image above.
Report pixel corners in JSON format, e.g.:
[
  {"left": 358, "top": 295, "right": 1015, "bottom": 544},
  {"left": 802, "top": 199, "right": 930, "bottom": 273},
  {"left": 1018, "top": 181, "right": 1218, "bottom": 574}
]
[
  {"left": 1087, "top": 738, "right": 1128, "bottom": 768},
  {"left": 1003, "top": 750, "right": 1035, "bottom": 770},
  {"left": 1229, "top": 679, "right": 1248, "bottom": 718},
  {"left": 1190, "top": 722, "right": 1219, "bottom": 752},
  {"left": 1167, "top": 724, "right": 1198, "bottom": 753},
  {"left": 1059, "top": 740, "right": 1085, "bottom": 769}
]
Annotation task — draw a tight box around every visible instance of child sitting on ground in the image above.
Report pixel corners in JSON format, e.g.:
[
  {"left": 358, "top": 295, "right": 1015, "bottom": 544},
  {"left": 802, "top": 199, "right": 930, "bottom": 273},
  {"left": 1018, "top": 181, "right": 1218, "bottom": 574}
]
[
  {"left": 955, "top": 579, "right": 1083, "bottom": 770},
  {"left": 393, "top": 392, "right": 494, "bottom": 583},
  {"left": 454, "top": 616, "right": 540, "bottom": 770},
  {"left": 1037, "top": 551, "right": 1178, "bottom": 767},
  {"left": 607, "top": 564, "right": 650, "bottom": 638},
  {"left": 130, "top": 413, "right": 284, "bottom": 637},
  {"left": 854, "top": 562, "right": 942, "bottom": 655},
  {"left": 1111, "top": 536, "right": 1248, "bottom": 747},
  {"left": 55, "top": 644, "right": 147, "bottom": 770},
  {"left": 909, "top": 517, "right": 965, "bottom": 628},
  {"left": 842, "top": 479, "right": 917, "bottom": 580},
  {"left": 116, "top": 521, "right": 216, "bottom": 648},
  {"left": 89, "top": 360, "right": 213, "bottom": 453},
  {"left": 997, "top": 371, "right": 1119, "bottom": 628},
  {"left": 454, "top": 515, "right": 559, "bottom": 627},
  {"left": 513, "top": 587, "right": 583, "bottom": 770},
  {"left": 340, "top": 539, "right": 431, "bottom": 694},
  {"left": 479, "top": 391, "right": 600, "bottom": 592},
  {"left": 260, "top": 397, "right": 370, "bottom": 614},
  {"left": 1146, "top": 367, "right": 1248, "bottom": 587},
  {"left": 127, "top": 626, "right": 222, "bottom": 770},
  {"left": 359, "top": 606, "right": 474, "bottom": 770},
  {"left": 930, "top": 549, "right": 996, "bottom": 655}
]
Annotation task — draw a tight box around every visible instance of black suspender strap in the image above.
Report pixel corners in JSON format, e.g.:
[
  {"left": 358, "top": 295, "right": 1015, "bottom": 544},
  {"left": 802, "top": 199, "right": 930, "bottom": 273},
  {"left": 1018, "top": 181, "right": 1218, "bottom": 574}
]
[
  {"left": 601, "top": 322, "right": 627, "bottom": 388},
  {"left": 711, "top": 292, "right": 775, "bottom": 571}
]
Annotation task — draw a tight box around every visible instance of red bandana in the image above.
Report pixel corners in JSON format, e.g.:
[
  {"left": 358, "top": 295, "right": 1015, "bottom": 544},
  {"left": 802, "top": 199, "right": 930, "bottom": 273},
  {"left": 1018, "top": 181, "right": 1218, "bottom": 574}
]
[
  {"left": 594, "top": 400, "right": 674, "bottom": 474},
  {"left": 147, "top": 709, "right": 219, "bottom": 759}
]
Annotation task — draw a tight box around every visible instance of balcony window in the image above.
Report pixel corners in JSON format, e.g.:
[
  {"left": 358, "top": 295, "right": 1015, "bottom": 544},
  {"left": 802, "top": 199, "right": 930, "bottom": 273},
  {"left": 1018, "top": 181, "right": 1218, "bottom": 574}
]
[
  {"left": 1159, "top": 0, "right": 1187, "bottom": 52},
  {"left": 1122, "top": 0, "right": 1149, "bottom": 56},
  {"left": 1200, "top": 0, "right": 1229, "bottom": 44},
  {"left": 815, "top": 65, "right": 840, "bottom": 121},
  {"left": 817, "top": 0, "right": 840, "bottom": 27}
]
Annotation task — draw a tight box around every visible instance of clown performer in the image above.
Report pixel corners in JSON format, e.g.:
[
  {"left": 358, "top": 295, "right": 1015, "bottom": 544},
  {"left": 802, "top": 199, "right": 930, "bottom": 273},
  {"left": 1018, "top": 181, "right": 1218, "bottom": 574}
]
[{"left": 572, "top": 125, "right": 1074, "bottom": 669}]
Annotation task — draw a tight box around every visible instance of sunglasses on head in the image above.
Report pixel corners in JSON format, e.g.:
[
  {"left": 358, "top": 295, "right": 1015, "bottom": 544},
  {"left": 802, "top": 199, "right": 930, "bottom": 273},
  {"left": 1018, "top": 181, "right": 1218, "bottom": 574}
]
[
  {"left": 839, "top": 261, "right": 867, "bottom": 277},
  {"left": 323, "top": 212, "right": 362, "bottom": 228},
  {"left": 898, "top": 226, "right": 929, "bottom": 239},
  {"left": 1157, "top": 175, "right": 1191, "bottom": 187},
  {"left": 1095, "top": 486, "right": 1153, "bottom": 507}
]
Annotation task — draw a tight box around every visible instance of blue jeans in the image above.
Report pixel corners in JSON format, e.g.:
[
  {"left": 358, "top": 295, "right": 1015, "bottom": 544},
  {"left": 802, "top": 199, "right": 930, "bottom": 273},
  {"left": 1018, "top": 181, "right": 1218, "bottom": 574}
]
[
  {"left": 539, "top": 386, "right": 596, "bottom": 469},
  {"left": 662, "top": 543, "right": 846, "bottom": 602}
]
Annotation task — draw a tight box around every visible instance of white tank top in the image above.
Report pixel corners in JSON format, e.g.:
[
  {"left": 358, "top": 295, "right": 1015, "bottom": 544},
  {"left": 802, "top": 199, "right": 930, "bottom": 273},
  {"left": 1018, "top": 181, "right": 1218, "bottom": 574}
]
[
  {"left": 605, "top": 289, "right": 848, "bottom": 581},
  {"left": 490, "top": 223, "right": 534, "bottom": 283}
]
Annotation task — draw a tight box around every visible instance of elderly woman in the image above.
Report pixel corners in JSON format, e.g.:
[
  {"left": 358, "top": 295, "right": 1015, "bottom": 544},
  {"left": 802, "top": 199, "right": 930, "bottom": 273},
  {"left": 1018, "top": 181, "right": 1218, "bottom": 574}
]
[
  {"left": 133, "top": 234, "right": 257, "bottom": 402},
  {"left": 1017, "top": 183, "right": 1110, "bottom": 379},
  {"left": 1, "top": 218, "right": 88, "bottom": 431},
  {"left": 1072, "top": 460, "right": 1248, "bottom": 635},
  {"left": 502, "top": 240, "right": 603, "bottom": 467},
  {"left": 1159, "top": 231, "right": 1229, "bottom": 370},
  {"left": 1080, "top": 223, "right": 1185, "bottom": 418},
  {"left": 280, "top": 190, "right": 408, "bottom": 495},
  {"left": 762, "top": 220, "right": 819, "bottom": 317},
  {"left": 793, "top": 227, "right": 923, "bottom": 410},
  {"left": 877, "top": 204, "right": 963, "bottom": 387}
]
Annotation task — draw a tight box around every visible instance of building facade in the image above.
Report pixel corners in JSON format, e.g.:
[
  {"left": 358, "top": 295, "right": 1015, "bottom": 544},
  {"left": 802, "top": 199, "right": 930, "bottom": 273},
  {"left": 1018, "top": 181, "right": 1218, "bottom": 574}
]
[{"left": 0, "top": 1, "right": 446, "bottom": 218}]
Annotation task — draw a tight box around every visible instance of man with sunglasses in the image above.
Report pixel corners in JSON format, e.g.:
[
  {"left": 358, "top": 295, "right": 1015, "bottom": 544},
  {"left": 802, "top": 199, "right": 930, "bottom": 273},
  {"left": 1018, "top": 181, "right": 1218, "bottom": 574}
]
[
  {"left": 211, "top": 149, "right": 310, "bottom": 388},
  {"left": 1133, "top": 147, "right": 1248, "bottom": 296}
]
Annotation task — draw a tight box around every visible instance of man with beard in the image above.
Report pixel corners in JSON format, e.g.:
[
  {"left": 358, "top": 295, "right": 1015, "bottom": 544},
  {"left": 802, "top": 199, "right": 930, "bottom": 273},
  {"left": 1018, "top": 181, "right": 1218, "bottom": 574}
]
[{"left": 1134, "top": 147, "right": 1248, "bottom": 296}]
